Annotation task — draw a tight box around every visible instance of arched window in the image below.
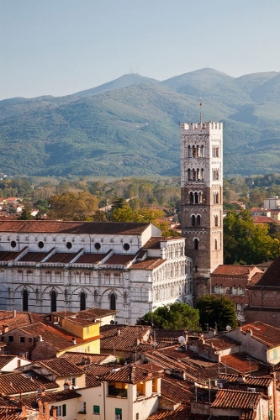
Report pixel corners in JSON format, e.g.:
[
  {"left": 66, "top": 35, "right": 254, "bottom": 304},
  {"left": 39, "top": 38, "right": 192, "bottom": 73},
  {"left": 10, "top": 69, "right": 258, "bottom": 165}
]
[
  {"left": 110, "top": 294, "right": 116, "bottom": 311},
  {"left": 197, "top": 215, "right": 201, "bottom": 226},
  {"left": 200, "top": 146, "right": 204, "bottom": 157},
  {"left": 215, "top": 239, "right": 218, "bottom": 250},
  {"left": 190, "top": 192, "right": 194, "bottom": 204},
  {"left": 94, "top": 290, "right": 98, "bottom": 303},
  {"left": 51, "top": 290, "right": 57, "bottom": 312},
  {"left": 22, "top": 289, "right": 28, "bottom": 312},
  {"left": 201, "top": 169, "right": 204, "bottom": 180},
  {"left": 197, "top": 169, "right": 200, "bottom": 180},
  {"left": 188, "top": 169, "right": 191, "bottom": 181},
  {"left": 80, "top": 292, "right": 86, "bottom": 311},
  {"left": 191, "top": 215, "right": 195, "bottom": 226},
  {"left": 194, "top": 239, "right": 199, "bottom": 250},
  {"left": 192, "top": 169, "right": 196, "bottom": 181},
  {"left": 192, "top": 146, "right": 196, "bottom": 158},
  {"left": 188, "top": 145, "right": 191, "bottom": 158},
  {"left": 194, "top": 192, "right": 199, "bottom": 204},
  {"left": 214, "top": 215, "right": 218, "bottom": 226}
]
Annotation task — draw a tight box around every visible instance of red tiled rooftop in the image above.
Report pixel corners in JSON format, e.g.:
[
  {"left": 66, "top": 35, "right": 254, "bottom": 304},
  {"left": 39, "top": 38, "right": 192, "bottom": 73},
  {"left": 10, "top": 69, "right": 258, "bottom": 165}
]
[
  {"left": 18, "top": 251, "right": 49, "bottom": 262},
  {"left": 218, "top": 373, "right": 272, "bottom": 387},
  {"left": 211, "top": 389, "right": 262, "bottom": 409},
  {"left": 0, "top": 311, "right": 44, "bottom": 330},
  {"left": 103, "top": 363, "right": 163, "bottom": 384},
  {"left": 0, "top": 372, "right": 58, "bottom": 396},
  {"left": 143, "top": 236, "right": 183, "bottom": 250},
  {"left": 252, "top": 216, "right": 275, "bottom": 224},
  {"left": 104, "top": 254, "right": 134, "bottom": 266},
  {"left": 75, "top": 253, "right": 107, "bottom": 264},
  {"left": 131, "top": 258, "right": 165, "bottom": 270},
  {"left": 35, "top": 358, "right": 84, "bottom": 377},
  {"left": 46, "top": 251, "right": 80, "bottom": 263},
  {"left": 0, "top": 250, "right": 23, "bottom": 262},
  {"left": 0, "top": 220, "right": 150, "bottom": 235},
  {"left": 204, "top": 335, "right": 239, "bottom": 350},
  {"left": 212, "top": 265, "right": 258, "bottom": 276},
  {"left": 100, "top": 325, "right": 150, "bottom": 351},
  {"left": 59, "top": 352, "right": 113, "bottom": 367},
  {"left": 240, "top": 321, "right": 280, "bottom": 348},
  {"left": 221, "top": 353, "right": 264, "bottom": 374}
]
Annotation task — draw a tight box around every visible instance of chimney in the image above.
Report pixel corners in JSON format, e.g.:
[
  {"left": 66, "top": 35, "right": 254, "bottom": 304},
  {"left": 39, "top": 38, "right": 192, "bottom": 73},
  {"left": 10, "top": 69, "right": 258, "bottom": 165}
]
[
  {"left": 117, "top": 329, "right": 121, "bottom": 336},
  {"left": 64, "top": 381, "right": 70, "bottom": 391},
  {"left": 13, "top": 310, "right": 16, "bottom": 318},
  {"left": 37, "top": 335, "right": 43, "bottom": 342},
  {"left": 44, "top": 402, "right": 50, "bottom": 420},
  {"left": 72, "top": 337, "right": 77, "bottom": 345}
]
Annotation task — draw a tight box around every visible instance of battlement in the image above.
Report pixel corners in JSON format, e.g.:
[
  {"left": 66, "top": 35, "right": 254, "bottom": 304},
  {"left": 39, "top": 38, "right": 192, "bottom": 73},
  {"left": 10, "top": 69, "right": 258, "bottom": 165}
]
[{"left": 180, "top": 121, "right": 223, "bottom": 133}]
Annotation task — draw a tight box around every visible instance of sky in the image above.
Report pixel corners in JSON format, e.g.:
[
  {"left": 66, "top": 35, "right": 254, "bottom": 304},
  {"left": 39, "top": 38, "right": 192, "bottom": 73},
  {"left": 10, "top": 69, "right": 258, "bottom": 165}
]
[{"left": 1, "top": 0, "right": 280, "bottom": 100}]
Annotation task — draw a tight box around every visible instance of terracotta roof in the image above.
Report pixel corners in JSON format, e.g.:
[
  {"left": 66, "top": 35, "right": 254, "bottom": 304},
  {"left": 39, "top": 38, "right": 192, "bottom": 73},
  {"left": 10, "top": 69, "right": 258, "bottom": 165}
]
[
  {"left": 103, "top": 254, "right": 134, "bottom": 266},
  {"left": 103, "top": 363, "right": 163, "bottom": 384},
  {"left": 204, "top": 335, "right": 239, "bottom": 350},
  {"left": 18, "top": 251, "right": 49, "bottom": 262},
  {"left": 46, "top": 251, "right": 80, "bottom": 263},
  {"left": 212, "top": 265, "right": 258, "bottom": 276},
  {"left": 59, "top": 352, "right": 113, "bottom": 367},
  {"left": 240, "top": 321, "right": 280, "bottom": 348},
  {"left": 65, "top": 308, "right": 117, "bottom": 325},
  {"left": 252, "top": 216, "right": 275, "bottom": 224},
  {"left": 74, "top": 253, "right": 107, "bottom": 264},
  {"left": 143, "top": 236, "right": 183, "bottom": 250},
  {"left": 211, "top": 389, "right": 262, "bottom": 409},
  {"left": 218, "top": 373, "right": 272, "bottom": 387},
  {"left": 0, "top": 250, "right": 23, "bottom": 261},
  {"left": 221, "top": 353, "right": 265, "bottom": 374},
  {"left": 250, "top": 272, "right": 264, "bottom": 284},
  {"left": 18, "top": 322, "right": 96, "bottom": 352},
  {"left": 130, "top": 258, "right": 165, "bottom": 270},
  {"left": 161, "top": 375, "right": 192, "bottom": 404},
  {"left": 0, "top": 311, "right": 44, "bottom": 331},
  {"left": 252, "top": 256, "right": 280, "bottom": 287},
  {"left": 100, "top": 325, "right": 151, "bottom": 351},
  {"left": 22, "top": 389, "right": 81, "bottom": 406},
  {"left": 148, "top": 405, "right": 237, "bottom": 420},
  {"left": 0, "top": 372, "right": 58, "bottom": 396},
  {"left": 35, "top": 358, "right": 84, "bottom": 377},
  {"left": 0, "top": 220, "right": 150, "bottom": 235}
]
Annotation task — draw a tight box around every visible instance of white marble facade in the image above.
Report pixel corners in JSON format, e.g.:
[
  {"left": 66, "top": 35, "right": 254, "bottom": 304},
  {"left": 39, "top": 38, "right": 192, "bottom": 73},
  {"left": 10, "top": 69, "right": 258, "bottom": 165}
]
[{"left": 0, "top": 221, "right": 192, "bottom": 324}]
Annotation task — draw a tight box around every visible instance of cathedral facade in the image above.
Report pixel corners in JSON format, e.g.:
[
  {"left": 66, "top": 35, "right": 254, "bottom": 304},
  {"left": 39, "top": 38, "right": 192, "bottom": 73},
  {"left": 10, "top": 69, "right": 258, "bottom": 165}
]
[
  {"left": 0, "top": 220, "right": 191, "bottom": 324},
  {"left": 180, "top": 121, "right": 224, "bottom": 299}
]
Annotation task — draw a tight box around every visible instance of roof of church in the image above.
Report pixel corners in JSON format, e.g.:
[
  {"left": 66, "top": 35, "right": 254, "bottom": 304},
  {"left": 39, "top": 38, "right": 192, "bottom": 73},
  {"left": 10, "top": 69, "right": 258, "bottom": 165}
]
[
  {"left": 251, "top": 256, "right": 280, "bottom": 287},
  {"left": 212, "top": 265, "right": 259, "bottom": 276},
  {"left": 0, "top": 220, "right": 150, "bottom": 235}
]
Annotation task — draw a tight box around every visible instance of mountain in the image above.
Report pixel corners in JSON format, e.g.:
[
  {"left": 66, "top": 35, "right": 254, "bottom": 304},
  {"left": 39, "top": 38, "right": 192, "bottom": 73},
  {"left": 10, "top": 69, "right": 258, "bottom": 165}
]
[{"left": 1, "top": 69, "right": 280, "bottom": 177}]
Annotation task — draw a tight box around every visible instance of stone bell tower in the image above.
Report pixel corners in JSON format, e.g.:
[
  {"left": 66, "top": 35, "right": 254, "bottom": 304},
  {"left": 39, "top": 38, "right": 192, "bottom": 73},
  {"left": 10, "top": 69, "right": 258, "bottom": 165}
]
[{"left": 180, "top": 117, "right": 223, "bottom": 299}]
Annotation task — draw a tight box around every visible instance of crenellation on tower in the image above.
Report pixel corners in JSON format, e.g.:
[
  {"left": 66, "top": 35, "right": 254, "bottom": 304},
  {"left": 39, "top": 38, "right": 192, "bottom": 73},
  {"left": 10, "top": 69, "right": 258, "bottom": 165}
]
[{"left": 181, "top": 120, "right": 223, "bottom": 301}]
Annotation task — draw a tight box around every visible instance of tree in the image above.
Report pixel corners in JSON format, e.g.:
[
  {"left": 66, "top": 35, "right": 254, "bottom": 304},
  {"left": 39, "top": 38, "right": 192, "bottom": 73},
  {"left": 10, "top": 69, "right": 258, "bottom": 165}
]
[
  {"left": 18, "top": 207, "right": 34, "bottom": 220},
  {"left": 48, "top": 191, "right": 99, "bottom": 221},
  {"left": 195, "top": 295, "right": 238, "bottom": 331},
  {"left": 223, "top": 209, "right": 276, "bottom": 264},
  {"left": 137, "top": 302, "right": 200, "bottom": 330}
]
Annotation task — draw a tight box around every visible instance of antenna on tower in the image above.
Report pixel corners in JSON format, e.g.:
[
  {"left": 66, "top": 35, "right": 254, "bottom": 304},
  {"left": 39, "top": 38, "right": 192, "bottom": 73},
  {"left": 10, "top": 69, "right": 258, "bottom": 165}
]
[{"left": 200, "top": 100, "right": 203, "bottom": 125}]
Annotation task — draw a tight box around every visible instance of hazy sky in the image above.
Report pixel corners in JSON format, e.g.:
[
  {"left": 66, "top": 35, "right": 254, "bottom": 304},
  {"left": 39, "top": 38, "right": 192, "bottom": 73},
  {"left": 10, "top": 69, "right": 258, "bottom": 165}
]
[{"left": 1, "top": 0, "right": 280, "bottom": 100}]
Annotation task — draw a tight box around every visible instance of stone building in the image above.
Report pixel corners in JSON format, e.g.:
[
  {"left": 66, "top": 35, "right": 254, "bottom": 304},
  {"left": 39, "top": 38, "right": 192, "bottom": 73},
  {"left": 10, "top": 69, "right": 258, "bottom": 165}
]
[
  {"left": 0, "top": 220, "right": 191, "bottom": 324},
  {"left": 180, "top": 120, "right": 223, "bottom": 299}
]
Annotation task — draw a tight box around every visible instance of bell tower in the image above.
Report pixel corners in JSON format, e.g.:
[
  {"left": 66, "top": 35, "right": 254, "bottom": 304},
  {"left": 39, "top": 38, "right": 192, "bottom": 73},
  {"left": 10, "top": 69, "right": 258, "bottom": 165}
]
[{"left": 180, "top": 120, "right": 223, "bottom": 299}]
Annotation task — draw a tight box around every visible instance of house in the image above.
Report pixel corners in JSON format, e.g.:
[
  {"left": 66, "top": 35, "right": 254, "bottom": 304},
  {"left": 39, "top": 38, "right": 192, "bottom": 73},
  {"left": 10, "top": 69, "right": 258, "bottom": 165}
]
[
  {"left": 245, "top": 256, "right": 280, "bottom": 326},
  {"left": 0, "top": 355, "right": 30, "bottom": 373},
  {"left": 210, "top": 265, "right": 263, "bottom": 322}
]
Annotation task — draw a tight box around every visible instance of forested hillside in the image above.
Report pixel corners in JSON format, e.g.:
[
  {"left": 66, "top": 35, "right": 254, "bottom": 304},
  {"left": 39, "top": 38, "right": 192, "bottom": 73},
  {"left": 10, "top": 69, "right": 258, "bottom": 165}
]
[{"left": 1, "top": 69, "right": 280, "bottom": 177}]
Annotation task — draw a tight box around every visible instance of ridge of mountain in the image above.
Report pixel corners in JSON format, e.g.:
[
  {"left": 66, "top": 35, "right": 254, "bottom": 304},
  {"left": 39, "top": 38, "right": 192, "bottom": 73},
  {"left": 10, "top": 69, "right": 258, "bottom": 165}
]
[{"left": 1, "top": 68, "right": 280, "bottom": 177}]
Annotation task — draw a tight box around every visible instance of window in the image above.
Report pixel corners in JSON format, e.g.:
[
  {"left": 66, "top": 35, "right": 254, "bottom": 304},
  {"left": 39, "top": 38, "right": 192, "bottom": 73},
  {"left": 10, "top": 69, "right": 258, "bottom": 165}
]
[
  {"left": 214, "top": 215, "right": 218, "bottom": 226},
  {"left": 79, "top": 402, "right": 86, "bottom": 414},
  {"left": 197, "top": 215, "right": 201, "bottom": 226},
  {"left": 22, "top": 289, "right": 28, "bottom": 312},
  {"left": 194, "top": 239, "right": 199, "bottom": 250},
  {"left": 8, "top": 336, "right": 13, "bottom": 342},
  {"left": 110, "top": 294, "right": 116, "bottom": 311},
  {"left": 0, "top": 337, "right": 4, "bottom": 342},
  {"left": 93, "top": 405, "right": 100, "bottom": 415},
  {"left": 51, "top": 290, "right": 57, "bottom": 312},
  {"left": 212, "top": 147, "right": 219, "bottom": 158},
  {"left": 215, "top": 239, "right": 218, "bottom": 250},
  {"left": 213, "top": 192, "right": 219, "bottom": 204},
  {"left": 19, "top": 337, "right": 25, "bottom": 343},
  {"left": 80, "top": 292, "right": 86, "bottom": 311},
  {"left": 212, "top": 169, "right": 219, "bottom": 181},
  {"left": 236, "top": 303, "right": 243, "bottom": 311},
  {"left": 191, "top": 215, "right": 195, "bottom": 226},
  {"left": 115, "top": 408, "right": 122, "bottom": 419},
  {"left": 54, "top": 405, "right": 66, "bottom": 417},
  {"left": 212, "top": 285, "right": 225, "bottom": 294}
]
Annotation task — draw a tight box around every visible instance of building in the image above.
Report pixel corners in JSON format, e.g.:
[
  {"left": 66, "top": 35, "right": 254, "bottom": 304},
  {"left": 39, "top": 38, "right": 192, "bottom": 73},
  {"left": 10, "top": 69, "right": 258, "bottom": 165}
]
[
  {"left": 180, "top": 120, "right": 223, "bottom": 299},
  {"left": 0, "top": 220, "right": 190, "bottom": 324}
]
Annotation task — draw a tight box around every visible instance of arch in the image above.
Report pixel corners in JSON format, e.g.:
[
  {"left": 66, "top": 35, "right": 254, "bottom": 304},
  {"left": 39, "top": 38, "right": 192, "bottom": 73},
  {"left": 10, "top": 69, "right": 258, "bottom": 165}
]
[
  {"left": 80, "top": 291, "right": 86, "bottom": 311},
  {"left": 194, "top": 238, "right": 199, "bottom": 250},
  {"left": 190, "top": 192, "right": 194, "bottom": 204},
  {"left": 197, "top": 215, "right": 201, "bottom": 226},
  {"left": 192, "top": 169, "right": 196, "bottom": 181},
  {"left": 51, "top": 290, "right": 57, "bottom": 312},
  {"left": 110, "top": 293, "right": 116, "bottom": 310},
  {"left": 22, "top": 289, "right": 28, "bottom": 312},
  {"left": 191, "top": 215, "right": 195, "bottom": 226},
  {"left": 192, "top": 145, "right": 196, "bottom": 158},
  {"left": 188, "top": 169, "right": 191, "bottom": 181},
  {"left": 201, "top": 168, "right": 204, "bottom": 180},
  {"left": 188, "top": 145, "right": 191, "bottom": 158}
]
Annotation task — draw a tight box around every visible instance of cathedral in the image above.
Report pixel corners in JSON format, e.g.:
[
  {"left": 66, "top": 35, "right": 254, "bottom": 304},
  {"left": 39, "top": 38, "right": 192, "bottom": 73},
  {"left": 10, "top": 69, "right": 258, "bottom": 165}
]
[
  {"left": 0, "top": 118, "right": 223, "bottom": 322},
  {"left": 0, "top": 220, "right": 190, "bottom": 324}
]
